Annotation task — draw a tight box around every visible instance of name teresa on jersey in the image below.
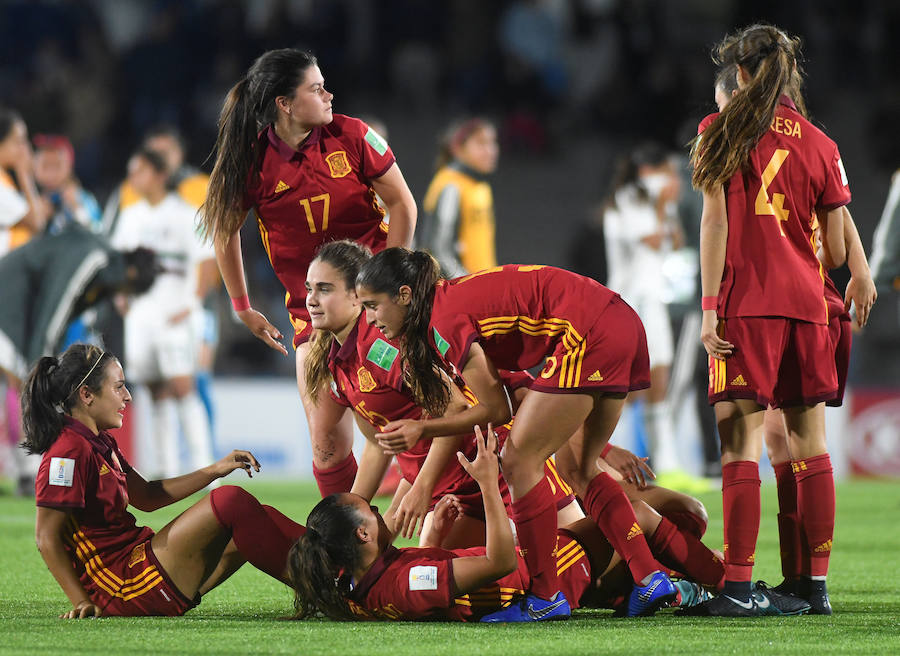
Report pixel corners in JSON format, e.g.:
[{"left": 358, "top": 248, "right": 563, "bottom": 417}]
[{"left": 771, "top": 115, "right": 801, "bottom": 139}]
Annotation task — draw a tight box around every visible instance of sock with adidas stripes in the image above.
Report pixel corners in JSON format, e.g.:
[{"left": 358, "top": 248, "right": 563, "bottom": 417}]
[
  {"left": 773, "top": 460, "right": 803, "bottom": 580},
  {"left": 510, "top": 476, "right": 560, "bottom": 600},
  {"left": 722, "top": 460, "right": 760, "bottom": 585},
  {"left": 794, "top": 453, "right": 835, "bottom": 578},
  {"left": 646, "top": 517, "right": 725, "bottom": 588},
  {"left": 583, "top": 472, "right": 661, "bottom": 585}
]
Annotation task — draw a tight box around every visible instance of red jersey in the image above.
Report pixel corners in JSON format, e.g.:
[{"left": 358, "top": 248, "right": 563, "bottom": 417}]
[
  {"left": 427, "top": 265, "right": 617, "bottom": 373},
  {"left": 35, "top": 418, "right": 155, "bottom": 600},
  {"left": 698, "top": 97, "right": 851, "bottom": 324},
  {"left": 243, "top": 115, "right": 396, "bottom": 334},
  {"left": 347, "top": 532, "right": 591, "bottom": 621},
  {"left": 327, "top": 315, "right": 479, "bottom": 497}
]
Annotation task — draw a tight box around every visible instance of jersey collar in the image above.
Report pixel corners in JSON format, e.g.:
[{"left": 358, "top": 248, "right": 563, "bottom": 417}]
[
  {"left": 330, "top": 313, "right": 364, "bottom": 364},
  {"left": 779, "top": 94, "right": 798, "bottom": 111},
  {"left": 347, "top": 545, "right": 402, "bottom": 603},
  {"left": 265, "top": 124, "right": 322, "bottom": 162},
  {"left": 63, "top": 416, "right": 116, "bottom": 457}
]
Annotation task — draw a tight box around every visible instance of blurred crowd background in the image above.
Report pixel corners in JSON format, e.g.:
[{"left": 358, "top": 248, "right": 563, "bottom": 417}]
[{"left": 1, "top": 0, "right": 899, "bottom": 480}]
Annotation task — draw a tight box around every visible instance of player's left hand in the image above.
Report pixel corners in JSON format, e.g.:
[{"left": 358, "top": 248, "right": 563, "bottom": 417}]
[
  {"left": 378, "top": 419, "right": 425, "bottom": 454},
  {"left": 845, "top": 275, "right": 877, "bottom": 328},
  {"left": 212, "top": 450, "right": 261, "bottom": 478},
  {"left": 602, "top": 444, "right": 655, "bottom": 489},
  {"left": 700, "top": 310, "right": 733, "bottom": 360},
  {"left": 393, "top": 480, "right": 430, "bottom": 539}
]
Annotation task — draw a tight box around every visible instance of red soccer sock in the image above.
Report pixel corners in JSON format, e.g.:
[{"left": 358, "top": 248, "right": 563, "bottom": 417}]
[
  {"left": 583, "top": 472, "right": 661, "bottom": 584},
  {"left": 773, "top": 460, "right": 803, "bottom": 580},
  {"left": 665, "top": 510, "right": 708, "bottom": 539},
  {"left": 721, "top": 461, "right": 761, "bottom": 583},
  {"left": 647, "top": 517, "right": 725, "bottom": 588},
  {"left": 210, "top": 486, "right": 306, "bottom": 580},
  {"left": 312, "top": 453, "right": 358, "bottom": 498},
  {"left": 794, "top": 454, "right": 835, "bottom": 578},
  {"left": 511, "top": 476, "right": 560, "bottom": 600}
]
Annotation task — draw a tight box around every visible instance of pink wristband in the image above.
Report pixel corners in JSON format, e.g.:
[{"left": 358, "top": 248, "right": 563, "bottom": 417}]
[
  {"left": 231, "top": 294, "right": 251, "bottom": 312},
  {"left": 701, "top": 296, "right": 718, "bottom": 311}
]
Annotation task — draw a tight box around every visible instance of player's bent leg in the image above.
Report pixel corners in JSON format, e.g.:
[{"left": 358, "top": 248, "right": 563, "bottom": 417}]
[{"left": 296, "top": 343, "right": 356, "bottom": 496}]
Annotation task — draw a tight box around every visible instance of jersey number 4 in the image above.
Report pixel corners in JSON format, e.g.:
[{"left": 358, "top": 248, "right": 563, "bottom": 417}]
[
  {"left": 299, "top": 193, "right": 331, "bottom": 233},
  {"left": 756, "top": 149, "right": 790, "bottom": 236}
]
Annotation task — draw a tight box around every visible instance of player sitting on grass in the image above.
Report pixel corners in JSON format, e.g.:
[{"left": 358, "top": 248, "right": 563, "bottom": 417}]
[
  {"left": 24, "top": 343, "right": 305, "bottom": 618},
  {"left": 287, "top": 425, "right": 715, "bottom": 622}
]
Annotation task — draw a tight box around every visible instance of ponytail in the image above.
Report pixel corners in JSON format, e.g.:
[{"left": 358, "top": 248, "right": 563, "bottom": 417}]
[
  {"left": 356, "top": 248, "right": 449, "bottom": 416},
  {"left": 287, "top": 495, "right": 364, "bottom": 620},
  {"left": 691, "top": 24, "right": 803, "bottom": 192},
  {"left": 203, "top": 49, "right": 318, "bottom": 245},
  {"left": 21, "top": 344, "right": 112, "bottom": 454}
]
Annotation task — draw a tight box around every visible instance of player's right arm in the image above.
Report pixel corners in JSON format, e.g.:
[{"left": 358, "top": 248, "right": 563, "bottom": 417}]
[
  {"left": 214, "top": 216, "right": 287, "bottom": 355},
  {"left": 841, "top": 207, "right": 876, "bottom": 327},
  {"left": 450, "top": 425, "right": 517, "bottom": 595},
  {"left": 34, "top": 507, "right": 101, "bottom": 618},
  {"left": 350, "top": 414, "right": 393, "bottom": 501}
]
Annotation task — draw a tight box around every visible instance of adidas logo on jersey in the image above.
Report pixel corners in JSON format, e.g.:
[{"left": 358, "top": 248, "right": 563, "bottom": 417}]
[
  {"left": 588, "top": 370, "right": 604, "bottom": 382},
  {"left": 814, "top": 539, "right": 833, "bottom": 553},
  {"left": 98, "top": 463, "right": 110, "bottom": 476},
  {"left": 730, "top": 374, "right": 748, "bottom": 386},
  {"left": 626, "top": 522, "right": 643, "bottom": 541},
  {"left": 274, "top": 180, "right": 290, "bottom": 193}
]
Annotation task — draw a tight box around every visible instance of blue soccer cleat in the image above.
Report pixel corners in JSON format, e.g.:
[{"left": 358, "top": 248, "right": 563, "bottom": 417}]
[
  {"left": 627, "top": 571, "right": 677, "bottom": 617},
  {"left": 480, "top": 591, "right": 571, "bottom": 623}
]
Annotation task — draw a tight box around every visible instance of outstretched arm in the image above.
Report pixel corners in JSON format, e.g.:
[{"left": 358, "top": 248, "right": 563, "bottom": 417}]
[{"left": 126, "top": 450, "right": 260, "bottom": 512}]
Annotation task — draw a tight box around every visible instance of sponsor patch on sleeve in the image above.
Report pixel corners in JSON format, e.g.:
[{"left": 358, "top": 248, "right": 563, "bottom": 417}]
[
  {"left": 364, "top": 127, "right": 388, "bottom": 156},
  {"left": 837, "top": 158, "right": 848, "bottom": 186},
  {"left": 432, "top": 328, "right": 450, "bottom": 357},
  {"left": 409, "top": 565, "right": 438, "bottom": 591},
  {"left": 366, "top": 339, "right": 398, "bottom": 370},
  {"left": 48, "top": 457, "right": 75, "bottom": 487}
]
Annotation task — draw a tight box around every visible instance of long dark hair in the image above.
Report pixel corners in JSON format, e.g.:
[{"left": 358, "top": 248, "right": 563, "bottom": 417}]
[
  {"left": 356, "top": 248, "right": 448, "bottom": 417},
  {"left": 304, "top": 240, "right": 372, "bottom": 402},
  {"left": 287, "top": 495, "right": 365, "bottom": 620},
  {"left": 0, "top": 107, "right": 23, "bottom": 142},
  {"left": 691, "top": 24, "right": 803, "bottom": 192},
  {"left": 21, "top": 344, "right": 114, "bottom": 455},
  {"left": 203, "top": 49, "right": 318, "bottom": 245}
]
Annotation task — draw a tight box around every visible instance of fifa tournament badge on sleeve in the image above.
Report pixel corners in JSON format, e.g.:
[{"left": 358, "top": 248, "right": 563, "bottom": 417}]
[
  {"left": 48, "top": 457, "right": 75, "bottom": 487},
  {"left": 409, "top": 566, "right": 438, "bottom": 591}
]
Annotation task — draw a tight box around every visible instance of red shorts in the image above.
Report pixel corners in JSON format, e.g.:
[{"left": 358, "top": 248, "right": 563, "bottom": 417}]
[
  {"left": 708, "top": 317, "right": 838, "bottom": 408},
  {"left": 530, "top": 296, "right": 650, "bottom": 394},
  {"left": 88, "top": 540, "right": 197, "bottom": 617},
  {"left": 289, "top": 306, "right": 313, "bottom": 347},
  {"left": 827, "top": 315, "right": 851, "bottom": 407},
  {"left": 554, "top": 531, "right": 593, "bottom": 610}
]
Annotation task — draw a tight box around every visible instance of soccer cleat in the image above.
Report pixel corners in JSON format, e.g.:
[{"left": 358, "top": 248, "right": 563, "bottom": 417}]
[
  {"left": 676, "top": 592, "right": 763, "bottom": 616},
  {"left": 671, "top": 580, "right": 712, "bottom": 609},
  {"left": 627, "top": 571, "right": 676, "bottom": 617},
  {"left": 806, "top": 580, "right": 832, "bottom": 615},
  {"left": 773, "top": 577, "right": 805, "bottom": 597},
  {"left": 753, "top": 580, "right": 811, "bottom": 616},
  {"left": 479, "top": 591, "right": 571, "bottom": 623}
]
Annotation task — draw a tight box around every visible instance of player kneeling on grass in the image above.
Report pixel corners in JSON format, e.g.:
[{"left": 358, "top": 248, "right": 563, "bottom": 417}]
[
  {"left": 286, "top": 425, "right": 712, "bottom": 622},
  {"left": 25, "top": 343, "right": 306, "bottom": 618}
]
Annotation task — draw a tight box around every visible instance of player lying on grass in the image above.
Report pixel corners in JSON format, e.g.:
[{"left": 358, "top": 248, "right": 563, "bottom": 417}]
[
  {"left": 287, "top": 424, "right": 721, "bottom": 622},
  {"left": 24, "top": 344, "right": 306, "bottom": 618}
]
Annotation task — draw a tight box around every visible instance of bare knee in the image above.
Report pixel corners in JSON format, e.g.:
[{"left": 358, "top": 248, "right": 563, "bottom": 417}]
[{"left": 632, "top": 500, "right": 661, "bottom": 536}]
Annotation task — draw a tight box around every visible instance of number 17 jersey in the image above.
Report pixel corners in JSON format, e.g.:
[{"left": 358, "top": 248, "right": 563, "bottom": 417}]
[{"left": 698, "top": 96, "right": 851, "bottom": 324}]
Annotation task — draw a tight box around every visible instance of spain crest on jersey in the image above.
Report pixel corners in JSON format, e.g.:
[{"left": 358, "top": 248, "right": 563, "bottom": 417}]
[
  {"left": 326, "top": 151, "right": 351, "bottom": 178},
  {"left": 357, "top": 366, "right": 377, "bottom": 392}
]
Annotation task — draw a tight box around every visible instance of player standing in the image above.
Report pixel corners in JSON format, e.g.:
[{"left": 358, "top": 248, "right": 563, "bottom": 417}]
[
  {"left": 685, "top": 24, "right": 851, "bottom": 616},
  {"left": 202, "top": 49, "right": 416, "bottom": 497},
  {"left": 356, "top": 249, "right": 679, "bottom": 619}
]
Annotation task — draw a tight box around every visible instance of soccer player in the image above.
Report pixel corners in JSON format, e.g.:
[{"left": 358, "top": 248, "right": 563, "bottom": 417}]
[
  {"left": 288, "top": 426, "right": 712, "bottom": 622},
  {"left": 303, "top": 240, "right": 579, "bottom": 546},
  {"left": 202, "top": 48, "right": 416, "bottom": 498},
  {"left": 110, "top": 148, "right": 216, "bottom": 477},
  {"left": 23, "top": 344, "right": 306, "bottom": 618},
  {"left": 355, "top": 249, "right": 679, "bottom": 619},
  {"left": 0, "top": 108, "right": 49, "bottom": 255},
  {"left": 713, "top": 63, "right": 876, "bottom": 615},
  {"left": 419, "top": 118, "right": 499, "bottom": 277},
  {"left": 686, "top": 25, "right": 853, "bottom": 616}
]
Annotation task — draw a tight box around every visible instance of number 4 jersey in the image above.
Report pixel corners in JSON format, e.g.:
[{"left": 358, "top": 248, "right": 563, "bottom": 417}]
[
  {"left": 697, "top": 96, "right": 851, "bottom": 324},
  {"left": 242, "top": 114, "right": 396, "bottom": 342}
]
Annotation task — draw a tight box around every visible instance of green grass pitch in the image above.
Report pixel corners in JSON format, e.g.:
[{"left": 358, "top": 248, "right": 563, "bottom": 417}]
[{"left": 2, "top": 477, "right": 899, "bottom": 656}]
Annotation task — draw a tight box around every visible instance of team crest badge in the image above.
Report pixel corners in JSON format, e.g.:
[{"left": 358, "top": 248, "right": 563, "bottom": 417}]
[
  {"left": 325, "top": 151, "right": 351, "bottom": 178},
  {"left": 128, "top": 542, "right": 147, "bottom": 568},
  {"left": 357, "top": 366, "right": 377, "bottom": 392}
]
